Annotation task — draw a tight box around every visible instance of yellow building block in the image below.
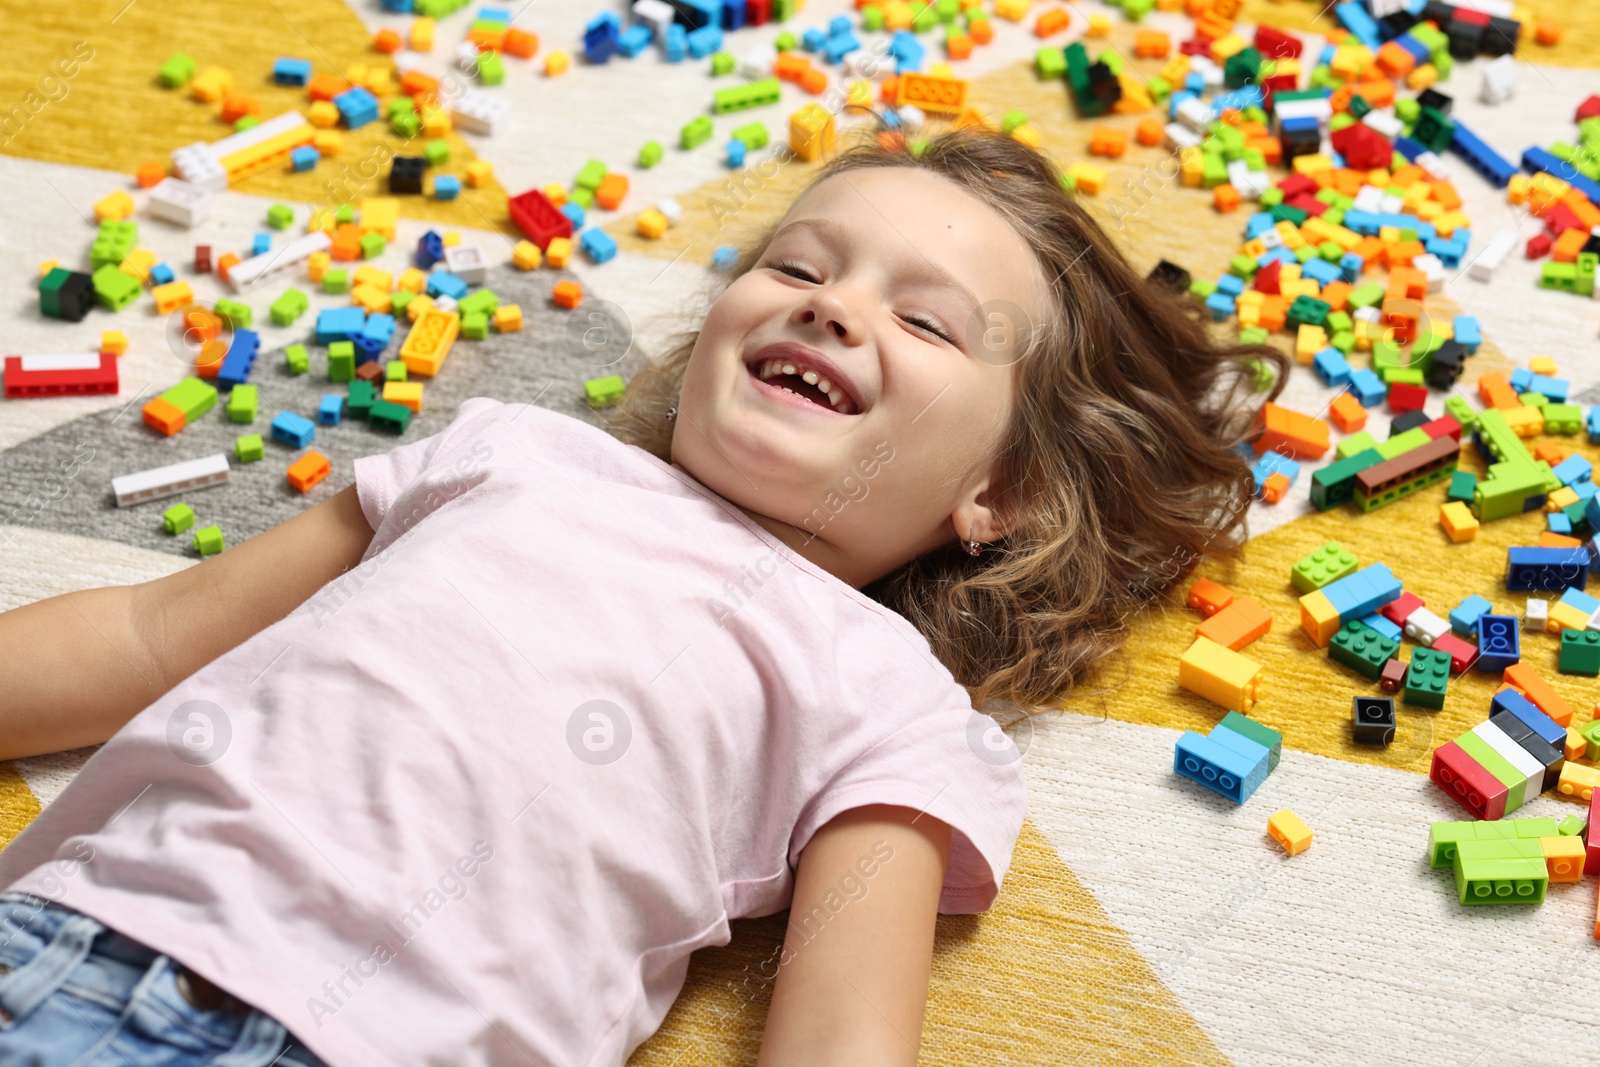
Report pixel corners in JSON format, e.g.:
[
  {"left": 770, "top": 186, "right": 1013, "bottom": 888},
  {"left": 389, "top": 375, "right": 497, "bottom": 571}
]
[
  {"left": 359, "top": 197, "right": 400, "bottom": 240},
  {"left": 442, "top": 230, "right": 460, "bottom": 247},
  {"left": 99, "top": 330, "right": 129, "bottom": 356},
  {"left": 511, "top": 241, "right": 542, "bottom": 270},
  {"left": 789, "top": 103, "right": 836, "bottom": 162},
  {"left": 1295, "top": 325, "right": 1327, "bottom": 363},
  {"left": 1010, "top": 124, "right": 1041, "bottom": 149},
  {"left": 39, "top": 259, "right": 58, "bottom": 276},
  {"left": 350, "top": 283, "right": 391, "bottom": 314},
  {"left": 410, "top": 15, "right": 435, "bottom": 51},
  {"left": 544, "top": 50, "right": 570, "bottom": 76},
  {"left": 1291, "top": 153, "right": 1333, "bottom": 176},
  {"left": 397, "top": 267, "right": 427, "bottom": 292},
  {"left": 1209, "top": 33, "right": 1248, "bottom": 62},
  {"left": 1299, "top": 588, "right": 1341, "bottom": 647},
  {"left": 353, "top": 265, "right": 393, "bottom": 292},
  {"left": 421, "top": 107, "right": 452, "bottom": 137},
  {"left": 465, "top": 159, "right": 494, "bottom": 187},
  {"left": 1274, "top": 220, "right": 1307, "bottom": 249},
  {"left": 542, "top": 183, "right": 567, "bottom": 208},
  {"left": 1547, "top": 486, "right": 1579, "bottom": 512},
  {"left": 312, "top": 129, "right": 342, "bottom": 157},
  {"left": 1178, "top": 636, "right": 1264, "bottom": 714},
  {"left": 1557, "top": 761, "right": 1600, "bottom": 802},
  {"left": 993, "top": 0, "right": 1029, "bottom": 19},
  {"left": 1502, "top": 404, "right": 1543, "bottom": 438},
  {"left": 399, "top": 307, "right": 459, "bottom": 376},
  {"left": 1439, "top": 501, "right": 1478, "bottom": 542},
  {"left": 118, "top": 248, "right": 158, "bottom": 284},
  {"left": 383, "top": 380, "right": 424, "bottom": 413},
  {"left": 1067, "top": 161, "right": 1107, "bottom": 194},
  {"left": 1530, "top": 356, "right": 1557, "bottom": 375},
  {"left": 152, "top": 280, "right": 194, "bottom": 315},
  {"left": 1268, "top": 809, "right": 1313, "bottom": 856},
  {"left": 310, "top": 100, "right": 341, "bottom": 129},
  {"left": 1547, "top": 601, "right": 1591, "bottom": 634},
  {"left": 1281, "top": 278, "right": 1320, "bottom": 301},
  {"left": 546, "top": 236, "right": 572, "bottom": 268},
  {"left": 307, "top": 251, "right": 330, "bottom": 283},
  {"left": 492, "top": 304, "right": 522, "bottom": 333},
  {"left": 636, "top": 208, "right": 669, "bottom": 239},
  {"left": 191, "top": 67, "right": 233, "bottom": 102},
  {"left": 1541, "top": 833, "right": 1586, "bottom": 882},
  {"left": 1507, "top": 174, "right": 1531, "bottom": 205},
  {"left": 94, "top": 190, "right": 135, "bottom": 222},
  {"left": 405, "top": 293, "right": 434, "bottom": 322}
]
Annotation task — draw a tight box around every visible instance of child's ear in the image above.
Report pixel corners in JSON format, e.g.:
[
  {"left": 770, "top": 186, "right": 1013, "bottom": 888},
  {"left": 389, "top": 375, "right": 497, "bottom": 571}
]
[{"left": 950, "top": 480, "right": 1012, "bottom": 546}]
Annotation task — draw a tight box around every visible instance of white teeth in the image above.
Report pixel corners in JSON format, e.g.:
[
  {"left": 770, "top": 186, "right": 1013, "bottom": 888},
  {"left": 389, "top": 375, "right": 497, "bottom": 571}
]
[
  {"left": 816, "top": 378, "right": 832, "bottom": 394},
  {"left": 782, "top": 363, "right": 797, "bottom": 375},
  {"left": 801, "top": 370, "right": 819, "bottom": 385},
  {"left": 751, "top": 356, "right": 857, "bottom": 413}
]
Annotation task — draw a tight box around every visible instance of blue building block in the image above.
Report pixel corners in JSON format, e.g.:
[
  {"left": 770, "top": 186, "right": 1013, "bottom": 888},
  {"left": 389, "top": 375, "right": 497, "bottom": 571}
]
[
  {"left": 1348, "top": 368, "right": 1386, "bottom": 407},
  {"left": 1425, "top": 234, "right": 1467, "bottom": 268},
  {"left": 663, "top": 23, "right": 686, "bottom": 62},
  {"left": 332, "top": 87, "right": 378, "bottom": 129},
  {"left": 727, "top": 139, "right": 747, "bottom": 167},
  {"left": 1322, "top": 563, "right": 1401, "bottom": 620},
  {"left": 1393, "top": 34, "right": 1430, "bottom": 61},
  {"left": 352, "top": 335, "right": 385, "bottom": 364},
  {"left": 580, "top": 228, "right": 618, "bottom": 264},
  {"left": 1393, "top": 135, "right": 1426, "bottom": 162},
  {"left": 150, "top": 262, "right": 175, "bottom": 285},
  {"left": 252, "top": 233, "right": 270, "bottom": 256},
  {"left": 416, "top": 230, "right": 443, "bottom": 269},
  {"left": 1476, "top": 614, "right": 1521, "bottom": 672},
  {"left": 215, "top": 329, "right": 260, "bottom": 389},
  {"left": 1173, "top": 729, "right": 1270, "bottom": 804},
  {"left": 270, "top": 411, "right": 316, "bottom": 449},
  {"left": 1449, "top": 122, "right": 1516, "bottom": 188},
  {"left": 425, "top": 272, "right": 467, "bottom": 300},
  {"left": 1245, "top": 212, "right": 1276, "bottom": 239},
  {"left": 1338, "top": 251, "right": 1365, "bottom": 282},
  {"left": 1509, "top": 367, "right": 1532, "bottom": 393},
  {"left": 433, "top": 175, "right": 461, "bottom": 200},
  {"left": 1528, "top": 375, "right": 1569, "bottom": 402},
  {"left": 1449, "top": 594, "right": 1492, "bottom": 637},
  {"left": 712, "top": 245, "right": 738, "bottom": 271},
  {"left": 1589, "top": 407, "right": 1600, "bottom": 444},
  {"left": 721, "top": 0, "right": 745, "bottom": 30},
  {"left": 361, "top": 313, "right": 396, "bottom": 345},
  {"left": 801, "top": 27, "right": 827, "bottom": 52},
  {"left": 1552, "top": 454, "right": 1593, "bottom": 486},
  {"left": 560, "top": 201, "right": 586, "bottom": 229},
  {"left": 1522, "top": 146, "right": 1600, "bottom": 205},
  {"left": 1313, "top": 347, "right": 1352, "bottom": 387},
  {"left": 1453, "top": 315, "right": 1480, "bottom": 352},
  {"left": 1204, "top": 292, "right": 1236, "bottom": 320},
  {"left": 1559, "top": 586, "right": 1600, "bottom": 619},
  {"left": 1505, "top": 546, "right": 1591, "bottom": 591},
  {"left": 318, "top": 394, "right": 344, "bottom": 426},
  {"left": 687, "top": 24, "right": 723, "bottom": 59},
  {"left": 1492, "top": 688, "right": 1566, "bottom": 747},
  {"left": 1549, "top": 512, "right": 1573, "bottom": 535},
  {"left": 1302, "top": 257, "right": 1342, "bottom": 286},
  {"left": 1216, "top": 273, "right": 1245, "bottom": 297},
  {"left": 584, "top": 13, "right": 621, "bottom": 63},
  {"left": 273, "top": 57, "right": 311, "bottom": 86},
  {"left": 1359, "top": 612, "right": 1402, "bottom": 642},
  {"left": 824, "top": 29, "right": 859, "bottom": 63},
  {"left": 315, "top": 307, "right": 366, "bottom": 345},
  {"left": 616, "top": 24, "right": 652, "bottom": 57},
  {"left": 290, "top": 146, "right": 319, "bottom": 172}
]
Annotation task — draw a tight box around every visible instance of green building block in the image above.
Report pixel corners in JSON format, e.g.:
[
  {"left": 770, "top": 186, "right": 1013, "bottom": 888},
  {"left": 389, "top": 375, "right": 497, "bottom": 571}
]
[
  {"left": 193, "top": 525, "right": 225, "bottom": 556},
  {"left": 235, "top": 433, "right": 264, "bottom": 462},
  {"left": 585, "top": 374, "right": 626, "bottom": 408},
  {"left": 225, "top": 384, "right": 258, "bottom": 424},
  {"left": 1336, "top": 430, "right": 1379, "bottom": 460},
  {"left": 1558, "top": 815, "right": 1587, "bottom": 837},
  {"left": 92, "top": 265, "right": 140, "bottom": 311},
  {"left": 323, "top": 268, "right": 349, "bottom": 294},
  {"left": 1375, "top": 427, "right": 1430, "bottom": 460},
  {"left": 712, "top": 77, "right": 780, "bottom": 114},
  {"left": 347, "top": 379, "right": 376, "bottom": 419},
  {"left": 461, "top": 311, "right": 489, "bottom": 340},
  {"left": 457, "top": 289, "right": 498, "bottom": 318},
  {"left": 1347, "top": 282, "right": 1384, "bottom": 309},
  {"left": 1286, "top": 295, "right": 1330, "bottom": 330},
  {"left": 1241, "top": 357, "right": 1275, "bottom": 391},
  {"left": 732, "top": 122, "right": 768, "bottom": 150},
  {"left": 159, "top": 376, "right": 217, "bottom": 423},
  {"left": 710, "top": 51, "right": 735, "bottom": 76},
  {"left": 638, "top": 141, "right": 663, "bottom": 168},
  {"left": 1543, "top": 403, "right": 1583, "bottom": 434},
  {"left": 266, "top": 203, "right": 294, "bottom": 230},
  {"left": 1218, "top": 710, "right": 1282, "bottom": 771},
  {"left": 390, "top": 111, "right": 421, "bottom": 138},
  {"left": 1310, "top": 447, "right": 1383, "bottom": 509},
  {"left": 1560, "top": 628, "right": 1600, "bottom": 675},
  {"left": 1403, "top": 647, "right": 1450, "bottom": 710},
  {"left": 368, "top": 399, "right": 412, "bottom": 434},
  {"left": 1037, "top": 46, "right": 1066, "bottom": 79},
  {"left": 159, "top": 53, "right": 196, "bottom": 87},
  {"left": 1453, "top": 730, "right": 1528, "bottom": 813},
  {"left": 91, "top": 221, "right": 138, "bottom": 269},
  {"left": 424, "top": 138, "right": 450, "bottom": 166},
  {"left": 477, "top": 49, "right": 504, "bottom": 85},
  {"left": 1520, "top": 392, "right": 1547, "bottom": 408},
  {"left": 214, "top": 299, "right": 252, "bottom": 329},
  {"left": 271, "top": 287, "right": 309, "bottom": 326},
  {"left": 391, "top": 290, "right": 416, "bottom": 317},
  {"left": 569, "top": 186, "right": 594, "bottom": 210},
  {"left": 328, "top": 341, "right": 354, "bottom": 383},
  {"left": 385, "top": 360, "right": 407, "bottom": 382},
  {"left": 1454, "top": 847, "right": 1546, "bottom": 906},
  {"left": 285, "top": 343, "right": 309, "bottom": 375},
  {"left": 1329, "top": 620, "right": 1397, "bottom": 681},
  {"left": 1444, "top": 394, "right": 1478, "bottom": 431},
  {"left": 1447, "top": 470, "right": 1476, "bottom": 503},
  {"left": 681, "top": 115, "right": 713, "bottom": 149},
  {"left": 574, "top": 158, "right": 607, "bottom": 191},
  {"left": 359, "top": 233, "right": 385, "bottom": 259},
  {"left": 1292, "top": 541, "right": 1358, "bottom": 593},
  {"left": 1579, "top": 719, "right": 1600, "bottom": 762},
  {"left": 773, "top": 29, "right": 796, "bottom": 51},
  {"left": 162, "top": 502, "right": 195, "bottom": 535}
]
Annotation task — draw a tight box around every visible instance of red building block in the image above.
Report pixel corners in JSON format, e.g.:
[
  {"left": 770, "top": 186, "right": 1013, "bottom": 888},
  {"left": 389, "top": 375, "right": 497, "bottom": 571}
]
[
  {"left": 1431, "top": 633, "right": 1479, "bottom": 674},
  {"left": 3, "top": 353, "right": 119, "bottom": 399},
  {"left": 508, "top": 188, "right": 574, "bottom": 250},
  {"left": 1254, "top": 259, "right": 1282, "bottom": 294},
  {"left": 1254, "top": 24, "right": 1303, "bottom": 57},
  {"left": 746, "top": 0, "right": 772, "bottom": 25},
  {"left": 1587, "top": 790, "right": 1600, "bottom": 876},
  {"left": 1380, "top": 591, "right": 1425, "bottom": 626},
  {"left": 1420, "top": 414, "right": 1462, "bottom": 442},
  {"left": 1388, "top": 382, "right": 1427, "bottom": 413},
  {"left": 1526, "top": 232, "right": 1553, "bottom": 258},
  {"left": 1577, "top": 94, "right": 1600, "bottom": 122},
  {"left": 1431, "top": 740, "right": 1509, "bottom": 821}
]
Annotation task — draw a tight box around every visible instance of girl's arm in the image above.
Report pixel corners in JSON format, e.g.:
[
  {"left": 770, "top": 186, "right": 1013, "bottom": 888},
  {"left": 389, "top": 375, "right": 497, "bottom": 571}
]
[
  {"left": 757, "top": 804, "right": 952, "bottom": 1067},
  {"left": 0, "top": 484, "right": 375, "bottom": 761}
]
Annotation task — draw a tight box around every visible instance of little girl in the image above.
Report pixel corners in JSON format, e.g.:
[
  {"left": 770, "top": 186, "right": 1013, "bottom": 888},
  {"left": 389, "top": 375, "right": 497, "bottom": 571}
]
[{"left": 0, "top": 128, "right": 1284, "bottom": 1066}]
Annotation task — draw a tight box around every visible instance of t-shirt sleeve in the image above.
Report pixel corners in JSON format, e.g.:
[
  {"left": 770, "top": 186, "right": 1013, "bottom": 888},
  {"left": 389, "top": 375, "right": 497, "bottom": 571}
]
[
  {"left": 789, "top": 708, "right": 1029, "bottom": 915},
  {"left": 352, "top": 395, "right": 511, "bottom": 547}
]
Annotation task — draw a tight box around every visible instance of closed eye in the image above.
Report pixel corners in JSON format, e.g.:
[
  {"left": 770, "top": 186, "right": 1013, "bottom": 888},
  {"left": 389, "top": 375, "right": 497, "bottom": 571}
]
[
  {"left": 902, "top": 314, "right": 954, "bottom": 344},
  {"left": 767, "top": 259, "right": 819, "bottom": 283}
]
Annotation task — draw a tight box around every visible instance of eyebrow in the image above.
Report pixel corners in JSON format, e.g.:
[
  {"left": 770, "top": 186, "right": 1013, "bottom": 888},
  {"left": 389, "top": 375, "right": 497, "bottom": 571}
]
[{"left": 768, "top": 215, "right": 982, "bottom": 314}]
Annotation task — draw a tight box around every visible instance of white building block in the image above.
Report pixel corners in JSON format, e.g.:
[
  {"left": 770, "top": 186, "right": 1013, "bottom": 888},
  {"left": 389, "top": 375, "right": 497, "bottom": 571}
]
[
  {"left": 1276, "top": 98, "right": 1331, "bottom": 124},
  {"left": 737, "top": 44, "right": 777, "bottom": 80},
  {"left": 632, "top": 0, "right": 677, "bottom": 41},
  {"left": 112, "top": 453, "right": 230, "bottom": 508},
  {"left": 1403, "top": 607, "right": 1451, "bottom": 647},
  {"left": 1361, "top": 109, "right": 1404, "bottom": 139},
  {"left": 433, "top": 294, "right": 458, "bottom": 313},
  {"left": 896, "top": 104, "right": 925, "bottom": 130},
  {"left": 1414, "top": 253, "right": 1447, "bottom": 292},
  {"left": 18, "top": 353, "right": 104, "bottom": 372},
  {"left": 1175, "top": 97, "right": 1214, "bottom": 135},
  {"left": 147, "top": 177, "right": 214, "bottom": 227},
  {"left": 1468, "top": 229, "right": 1517, "bottom": 282},
  {"left": 443, "top": 243, "right": 488, "bottom": 285},
  {"left": 450, "top": 89, "right": 510, "bottom": 135},
  {"left": 226, "top": 230, "right": 333, "bottom": 291},
  {"left": 656, "top": 197, "right": 682, "bottom": 226},
  {"left": 1526, "top": 598, "right": 1548, "bottom": 630},
  {"left": 1353, "top": 184, "right": 1386, "bottom": 213},
  {"left": 170, "top": 143, "right": 226, "bottom": 192},
  {"left": 1226, "top": 160, "right": 1270, "bottom": 198},
  {"left": 1480, "top": 54, "right": 1517, "bottom": 105},
  {"left": 1165, "top": 122, "right": 1202, "bottom": 149}
]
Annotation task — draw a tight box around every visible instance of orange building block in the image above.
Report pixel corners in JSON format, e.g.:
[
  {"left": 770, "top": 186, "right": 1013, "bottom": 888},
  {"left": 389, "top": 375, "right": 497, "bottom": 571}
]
[
  {"left": 1503, "top": 663, "right": 1574, "bottom": 727},
  {"left": 503, "top": 29, "right": 538, "bottom": 57},
  {"left": 1187, "top": 577, "right": 1234, "bottom": 616},
  {"left": 1195, "top": 595, "right": 1273, "bottom": 650},
  {"left": 1538, "top": 532, "right": 1584, "bottom": 548},
  {"left": 1535, "top": 17, "right": 1563, "bottom": 45},
  {"left": 1035, "top": 8, "right": 1070, "bottom": 36},
  {"left": 1329, "top": 392, "right": 1367, "bottom": 432},
  {"left": 1214, "top": 184, "right": 1242, "bottom": 212},
  {"left": 1257, "top": 294, "right": 1288, "bottom": 330},
  {"left": 775, "top": 52, "right": 811, "bottom": 81},
  {"left": 1320, "top": 281, "right": 1352, "bottom": 311},
  {"left": 1136, "top": 117, "right": 1164, "bottom": 146},
  {"left": 1134, "top": 30, "right": 1171, "bottom": 57},
  {"left": 1089, "top": 125, "right": 1128, "bottom": 157},
  {"left": 1253, "top": 402, "right": 1330, "bottom": 459},
  {"left": 1553, "top": 227, "right": 1589, "bottom": 263},
  {"left": 1477, "top": 372, "right": 1521, "bottom": 410},
  {"left": 594, "top": 173, "right": 629, "bottom": 210},
  {"left": 1533, "top": 441, "right": 1568, "bottom": 465},
  {"left": 287, "top": 450, "right": 332, "bottom": 493},
  {"left": 307, "top": 74, "right": 351, "bottom": 101},
  {"left": 552, "top": 280, "right": 583, "bottom": 309},
  {"left": 141, "top": 398, "right": 187, "bottom": 436},
  {"left": 1260, "top": 470, "right": 1291, "bottom": 503},
  {"left": 135, "top": 160, "right": 166, "bottom": 187}
]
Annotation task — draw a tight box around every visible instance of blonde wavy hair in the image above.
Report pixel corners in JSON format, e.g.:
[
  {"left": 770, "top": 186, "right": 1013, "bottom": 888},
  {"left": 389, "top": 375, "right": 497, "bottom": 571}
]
[{"left": 604, "top": 127, "right": 1288, "bottom": 720}]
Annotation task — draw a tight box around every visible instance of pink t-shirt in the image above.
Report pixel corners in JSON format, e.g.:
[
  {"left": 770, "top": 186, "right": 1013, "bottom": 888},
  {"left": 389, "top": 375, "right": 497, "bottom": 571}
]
[{"left": 0, "top": 397, "right": 1028, "bottom": 1067}]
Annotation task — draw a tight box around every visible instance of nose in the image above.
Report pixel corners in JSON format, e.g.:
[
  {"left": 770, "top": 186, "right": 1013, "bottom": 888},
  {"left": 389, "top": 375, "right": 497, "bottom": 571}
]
[{"left": 794, "top": 288, "right": 858, "bottom": 342}]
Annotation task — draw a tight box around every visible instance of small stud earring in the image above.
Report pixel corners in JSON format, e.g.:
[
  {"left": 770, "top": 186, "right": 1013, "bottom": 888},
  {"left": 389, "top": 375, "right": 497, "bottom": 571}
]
[{"left": 665, "top": 405, "right": 678, "bottom": 422}]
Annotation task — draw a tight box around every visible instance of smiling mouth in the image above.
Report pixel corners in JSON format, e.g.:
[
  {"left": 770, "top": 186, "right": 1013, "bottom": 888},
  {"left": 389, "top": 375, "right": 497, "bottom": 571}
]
[{"left": 748, "top": 358, "right": 859, "bottom": 415}]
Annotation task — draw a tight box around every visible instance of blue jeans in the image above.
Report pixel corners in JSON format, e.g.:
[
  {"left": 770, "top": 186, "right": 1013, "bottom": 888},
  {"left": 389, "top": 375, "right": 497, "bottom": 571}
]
[{"left": 0, "top": 892, "right": 328, "bottom": 1067}]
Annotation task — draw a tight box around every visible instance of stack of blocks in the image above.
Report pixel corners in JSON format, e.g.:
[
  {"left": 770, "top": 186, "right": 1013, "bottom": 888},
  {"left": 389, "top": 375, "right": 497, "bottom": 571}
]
[
  {"left": 1174, "top": 710, "right": 1284, "bottom": 805},
  {"left": 1430, "top": 687, "right": 1571, "bottom": 820},
  {"left": 1426, "top": 816, "right": 1586, "bottom": 906}
]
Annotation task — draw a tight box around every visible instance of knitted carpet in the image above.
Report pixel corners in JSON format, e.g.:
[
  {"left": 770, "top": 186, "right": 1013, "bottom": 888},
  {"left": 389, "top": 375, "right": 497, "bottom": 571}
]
[{"left": 3, "top": 1, "right": 1600, "bottom": 1064}]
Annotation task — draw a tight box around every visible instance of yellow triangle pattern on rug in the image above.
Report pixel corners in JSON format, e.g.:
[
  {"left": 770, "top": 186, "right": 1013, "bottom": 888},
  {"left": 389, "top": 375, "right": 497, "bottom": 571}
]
[
  {"left": 0, "top": 767, "right": 42, "bottom": 852},
  {"left": 631, "top": 819, "right": 1233, "bottom": 1067}
]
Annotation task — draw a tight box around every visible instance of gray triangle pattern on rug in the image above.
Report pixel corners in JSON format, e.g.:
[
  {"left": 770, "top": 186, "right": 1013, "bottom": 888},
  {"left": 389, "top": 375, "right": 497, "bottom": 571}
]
[{"left": 0, "top": 265, "right": 648, "bottom": 557}]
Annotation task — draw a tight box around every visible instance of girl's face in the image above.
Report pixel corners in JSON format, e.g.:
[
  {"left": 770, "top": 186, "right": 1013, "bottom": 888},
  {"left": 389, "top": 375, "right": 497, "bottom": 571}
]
[{"left": 671, "top": 166, "right": 1052, "bottom": 589}]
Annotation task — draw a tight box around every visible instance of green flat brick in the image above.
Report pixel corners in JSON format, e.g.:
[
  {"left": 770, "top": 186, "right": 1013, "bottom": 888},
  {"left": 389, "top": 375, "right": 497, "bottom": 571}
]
[
  {"left": 1217, "top": 711, "right": 1281, "bottom": 772},
  {"left": 712, "top": 77, "right": 779, "bottom": 114},
  {"left": 162, "top": 502, "right": 195, "bottom": 535},
  {"left": 1403, "top": 647, "right": 1450, "bottom": 710},
  {"left": 1336, "top": 430, "right": 1380, "bottom": 460},
  {"left": 235, "top": 433, "right": 264, "bottom": 462},
  {"left": 1558, "top": 815, "right": 1587, "bottom": 836},
  {"left": 1375, "top": 427, "right": 1430, "bottom": 460},
  {"left": 1454, "top": 854, "right": 1546, "bottom": 906},
  {"left": 585, "top": 374, "right": 625, "bottom": 409},
  {"left": 1292, "top": 541, "right": 1358, "bottom": 593},
  {"left": 92, "top": 265, "right": 140, "bottom": 311},
  {"left": 160, "top": 377, "right": 217, "bottom": 422},
  {"left": 1453, "top": 730, "right": 1527, "bottom": 813},
  {"left": 368, "top": 399, "right": 412, "bottom": 434},
  {"left": 1560, "top": 628, "right": 1600, "bottom": 675},
  {"left": 1329, "top": 620, "right": 1397, "bottom": 681},
  {"left": 225, "top": 384, "right": 258, "bottom": 424}
]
